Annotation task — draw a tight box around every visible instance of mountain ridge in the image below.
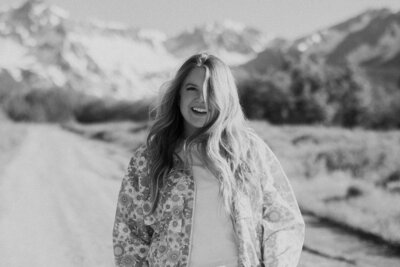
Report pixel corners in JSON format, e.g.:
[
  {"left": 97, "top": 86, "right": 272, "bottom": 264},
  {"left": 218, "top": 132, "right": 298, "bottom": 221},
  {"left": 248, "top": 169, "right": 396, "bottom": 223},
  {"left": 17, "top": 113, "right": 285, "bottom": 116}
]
[
  {"left": 240, "top": 8, "right": 400, "bottom": 92},
  {"left": 0, "top": 0, "right": 399, "bottom": 103},
  {"left": 0, "top": 0, "right": 270, "bottom": 100}
]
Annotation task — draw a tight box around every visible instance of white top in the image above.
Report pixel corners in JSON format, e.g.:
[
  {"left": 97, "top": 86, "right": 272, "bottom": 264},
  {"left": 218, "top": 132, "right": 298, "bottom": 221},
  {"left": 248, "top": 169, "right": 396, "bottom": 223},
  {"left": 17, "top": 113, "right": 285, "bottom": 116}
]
[{"left": 189, "top": 162, "right": 239, "bottom": 267}]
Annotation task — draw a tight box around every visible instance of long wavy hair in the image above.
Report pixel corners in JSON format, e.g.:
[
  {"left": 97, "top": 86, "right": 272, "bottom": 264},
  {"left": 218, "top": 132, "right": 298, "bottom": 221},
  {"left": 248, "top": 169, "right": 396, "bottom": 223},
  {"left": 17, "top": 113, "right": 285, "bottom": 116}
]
[{"left": 146, "top": 53, "right": 269, "bottom": 214}]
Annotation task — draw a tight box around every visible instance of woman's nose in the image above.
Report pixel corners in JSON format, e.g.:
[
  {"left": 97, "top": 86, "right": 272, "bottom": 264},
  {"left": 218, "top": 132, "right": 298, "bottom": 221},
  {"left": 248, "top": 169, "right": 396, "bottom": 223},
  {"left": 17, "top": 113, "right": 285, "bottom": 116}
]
[
  {"left": 197, "top": 91, "right": 205, "bottom": 103},
  {"left": 198, "top": 95, "right": 205, "bottom": 103}
]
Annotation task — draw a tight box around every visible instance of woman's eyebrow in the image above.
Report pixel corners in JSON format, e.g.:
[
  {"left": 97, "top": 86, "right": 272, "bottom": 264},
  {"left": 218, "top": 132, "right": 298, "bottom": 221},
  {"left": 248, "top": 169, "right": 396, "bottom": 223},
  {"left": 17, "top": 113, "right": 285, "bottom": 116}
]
[{"left": 184, "top": 83, "right": 198, "bottom": 88}]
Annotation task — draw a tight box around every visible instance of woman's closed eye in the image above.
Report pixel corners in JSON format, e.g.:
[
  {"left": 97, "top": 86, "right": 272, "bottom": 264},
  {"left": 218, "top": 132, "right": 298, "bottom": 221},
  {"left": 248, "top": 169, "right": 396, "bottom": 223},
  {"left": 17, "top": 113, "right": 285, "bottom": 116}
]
[{"left": 186, "top": 86, "right": 197, "bottom": 91}]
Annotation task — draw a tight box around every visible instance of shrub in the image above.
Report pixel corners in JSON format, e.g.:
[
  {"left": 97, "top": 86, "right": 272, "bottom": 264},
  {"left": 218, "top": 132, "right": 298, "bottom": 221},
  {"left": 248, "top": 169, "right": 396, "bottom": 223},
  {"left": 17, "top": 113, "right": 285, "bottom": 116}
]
[
  {"left": 2, "top": 88, "right": 152, "bottom": 123},
  {"left": 238, "top": 79, "right": 290, "bottom": 123},
  {"left": 74, "top": 98, "right": 151, "bottom": 123},
  {"left": 3, "top": 88, "right": 82, "bottom": 122}
]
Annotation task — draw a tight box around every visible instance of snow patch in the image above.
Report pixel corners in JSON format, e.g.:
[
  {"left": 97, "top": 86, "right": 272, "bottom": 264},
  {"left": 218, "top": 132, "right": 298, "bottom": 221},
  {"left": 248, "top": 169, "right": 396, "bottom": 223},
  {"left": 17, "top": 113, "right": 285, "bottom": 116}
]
[
  {"left": 49, "top": 6, "right": 69, "bottom": 19},
  {"left": 347, "top": 22, "right": 400, "bottom": 64},
  {"left": 296, "top": 11, "right": 375, "bottom": 54},
  {"left": 214, "top": 50, "right": 257, "bottom": 66},
  {"left": 311, "top": 33, "right": 322, "bottom": 43},
  {"left": 0, "top": 38, "right": 33, "bottom": 69},
  {"left": 77, "top": 33, "right": 176, "bottom": 74},
  {"left": 298, "top": 43, "right": 308, "bottom": 52},
  {"left": 347, "top": 12, "right": 375, "bottom": 33},
  {"left": 31, "top": 1, "right": 47, "bottom": 16},
  {"left": 380, "top": 22, "right": 400, "bottom": 60},
  {"left": 46, "top": 65, "right": 67, "bottom": 87},
  {"left": 87, "top": 19, "right": 129, "bottom": 31},
  {"left": 220, "top": 19, "right": 246, "bottom": 32}
]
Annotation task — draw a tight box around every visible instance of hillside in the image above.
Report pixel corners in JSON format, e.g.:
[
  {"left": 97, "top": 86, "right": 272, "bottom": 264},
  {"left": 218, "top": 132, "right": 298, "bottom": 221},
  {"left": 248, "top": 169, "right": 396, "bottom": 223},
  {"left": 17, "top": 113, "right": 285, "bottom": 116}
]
[
  {"left": 0, "top": 0, "right": 268, "bottom": 103},
  {"left": 240, "top": 8, "right": 400, "bottom": 91},
  {"left": 2, "top": 1, "right": 399, "bottom": 104},
  {"left": 165, "top": 20, "right": 270, "bottom": 66},
  {"left": 0, "top": 0, "right": 177, "bottom": 100}
]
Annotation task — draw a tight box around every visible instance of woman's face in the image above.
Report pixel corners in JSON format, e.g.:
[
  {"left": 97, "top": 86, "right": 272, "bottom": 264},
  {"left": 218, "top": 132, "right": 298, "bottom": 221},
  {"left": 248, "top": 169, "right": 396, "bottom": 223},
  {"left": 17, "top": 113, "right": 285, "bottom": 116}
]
[{"left": 179, "top": 67, "right": 209, "bottom": 137}]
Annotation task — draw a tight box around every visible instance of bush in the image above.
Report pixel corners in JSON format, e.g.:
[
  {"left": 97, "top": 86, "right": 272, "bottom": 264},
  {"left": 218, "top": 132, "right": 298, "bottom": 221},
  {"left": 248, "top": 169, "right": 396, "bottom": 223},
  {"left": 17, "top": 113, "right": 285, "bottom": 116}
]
[
  {"left": 1, "top": 88, "right": 152, "bottom": 123},
  {"left": 239, "top": 79, "right": 290, "bottom": 123},
  {"left": 360, "top": 90, "right": 400, "bottom": 129},
  {"left": 2, "top": 88, "right": 82, "bottom": 122},
  {"left": 74, "top": 98, "right": 151, "bottom": 123}
]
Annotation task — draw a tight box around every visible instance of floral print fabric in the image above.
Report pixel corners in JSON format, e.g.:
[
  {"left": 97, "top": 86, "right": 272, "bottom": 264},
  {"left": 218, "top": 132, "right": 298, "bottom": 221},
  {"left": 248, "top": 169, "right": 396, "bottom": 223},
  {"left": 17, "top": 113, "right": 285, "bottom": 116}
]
[{"left": 112, "top": 144, "right": 305, "bottom": 267}]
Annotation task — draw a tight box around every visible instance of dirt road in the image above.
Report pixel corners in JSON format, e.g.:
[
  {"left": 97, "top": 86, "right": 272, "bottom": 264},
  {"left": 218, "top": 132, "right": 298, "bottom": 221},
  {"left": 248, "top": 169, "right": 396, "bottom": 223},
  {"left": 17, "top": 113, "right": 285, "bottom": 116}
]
[{"left": 0, "top": 125, "right": 128, "bottom": 267}]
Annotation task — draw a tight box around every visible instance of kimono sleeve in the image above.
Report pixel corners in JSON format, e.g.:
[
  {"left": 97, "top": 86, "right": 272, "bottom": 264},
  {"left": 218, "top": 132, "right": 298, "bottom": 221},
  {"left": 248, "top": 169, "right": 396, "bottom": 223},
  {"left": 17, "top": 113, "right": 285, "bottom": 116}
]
[
  {"left": 112, "top": 146, "right": 153, "bottom": 267},
  {"left": 261, "top": 144, "right": 305, "bottom": 267}
]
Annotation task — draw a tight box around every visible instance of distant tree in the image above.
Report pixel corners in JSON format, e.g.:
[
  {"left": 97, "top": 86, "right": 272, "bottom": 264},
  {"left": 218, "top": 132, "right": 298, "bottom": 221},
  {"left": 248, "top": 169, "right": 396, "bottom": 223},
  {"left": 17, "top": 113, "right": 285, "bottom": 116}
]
[
  {"left": 238, "top": 79, "right": 290, "bottom": 123},
  {"left": 361, "top": 89, "right": 400, "bottom": 129},
  {"left": 237, "top": 63, "right": 399, "bottom": 129},
  {"left": 74, "top": 97, "right": 150, "bottom": 123},
  {"left": 4, "top": 88, "right": 79, "bottom": 122},
  {"left": 288, "top": 68, "right": 326, "bottom": 124},
  {"left": 324, "top": 67, "right": 365, "bottom": 127}
]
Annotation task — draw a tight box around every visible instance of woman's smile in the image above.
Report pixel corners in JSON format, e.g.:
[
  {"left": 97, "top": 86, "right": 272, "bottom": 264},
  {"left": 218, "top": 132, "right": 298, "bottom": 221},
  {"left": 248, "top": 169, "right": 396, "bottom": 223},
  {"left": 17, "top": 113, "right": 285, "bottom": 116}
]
[{"left": 191, "top": 106, "right": 208, "bottom": 115}]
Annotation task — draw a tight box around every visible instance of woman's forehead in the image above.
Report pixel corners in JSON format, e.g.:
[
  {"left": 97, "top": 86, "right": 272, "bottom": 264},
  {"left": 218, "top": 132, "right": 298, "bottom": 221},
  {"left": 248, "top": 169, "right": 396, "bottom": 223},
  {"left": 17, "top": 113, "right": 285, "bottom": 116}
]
[{"left": 182, "top": 67, "right": 206, "bottom": 88}]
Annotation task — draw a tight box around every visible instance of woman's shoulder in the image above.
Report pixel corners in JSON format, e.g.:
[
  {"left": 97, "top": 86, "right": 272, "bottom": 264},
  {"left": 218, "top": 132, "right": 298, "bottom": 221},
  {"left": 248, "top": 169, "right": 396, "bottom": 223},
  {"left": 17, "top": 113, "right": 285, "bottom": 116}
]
[
  {"left": 131, "top": 143, "right": 149, "bottom": 159},
  {"left": 124, "top": 143, "right": 151, "bottom": 191},
  {"left": 128, "top": 143, "right": 150, "bottom": 172}
]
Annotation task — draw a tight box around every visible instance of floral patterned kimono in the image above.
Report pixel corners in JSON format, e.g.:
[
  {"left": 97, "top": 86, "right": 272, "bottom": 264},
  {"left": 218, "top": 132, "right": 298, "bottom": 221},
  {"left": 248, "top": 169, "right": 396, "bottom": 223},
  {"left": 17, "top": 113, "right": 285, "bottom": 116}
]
[{"left": 113, "top": 144, "right": 305, "bottom": 267}]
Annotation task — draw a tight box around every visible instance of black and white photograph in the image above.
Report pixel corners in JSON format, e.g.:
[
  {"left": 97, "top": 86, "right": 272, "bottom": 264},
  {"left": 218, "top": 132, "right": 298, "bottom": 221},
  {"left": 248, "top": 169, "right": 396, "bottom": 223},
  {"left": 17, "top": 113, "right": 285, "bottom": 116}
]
[{"left": 1, "top": 0, "right": 400, "bottom": 266}]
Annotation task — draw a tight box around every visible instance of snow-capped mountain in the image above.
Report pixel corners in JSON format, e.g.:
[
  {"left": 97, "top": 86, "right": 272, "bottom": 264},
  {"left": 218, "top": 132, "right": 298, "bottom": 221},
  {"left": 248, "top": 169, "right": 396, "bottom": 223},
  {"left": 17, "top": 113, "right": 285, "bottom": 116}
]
[
  {"left": 0, "top": 0, "right": 270, "bottom": 101},
  {"left": 242, "top": 8, "right": 400, "bottom": 86},
  {"left": 4, "top": 1, "right": 397, "bottom": 103},
  {"left": 0, "top": 0, "right": 177, "bottom": 100},
  {"left": 291, "top": 9, "right": 390, "bottom": 56},
  {"left": 165, "top": 20, "right": 271, "bottom": 66},
  {"left": 291, "top": 8, "right": 400, "bottom": 68}
]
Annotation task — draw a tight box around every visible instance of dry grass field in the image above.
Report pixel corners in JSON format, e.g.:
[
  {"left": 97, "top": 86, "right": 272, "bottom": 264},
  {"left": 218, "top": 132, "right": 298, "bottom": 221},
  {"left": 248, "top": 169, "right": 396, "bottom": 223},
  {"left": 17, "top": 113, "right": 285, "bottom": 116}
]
[{"left": 64, "top": 120, "right": 400, "bottom": 246}]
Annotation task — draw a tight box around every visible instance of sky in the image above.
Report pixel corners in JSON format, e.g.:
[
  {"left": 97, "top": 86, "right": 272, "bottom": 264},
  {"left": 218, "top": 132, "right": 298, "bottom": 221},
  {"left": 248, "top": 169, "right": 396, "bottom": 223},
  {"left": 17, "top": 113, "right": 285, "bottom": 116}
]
[{"left": 3, "top": 0, "right": 400, "bottom": 39}]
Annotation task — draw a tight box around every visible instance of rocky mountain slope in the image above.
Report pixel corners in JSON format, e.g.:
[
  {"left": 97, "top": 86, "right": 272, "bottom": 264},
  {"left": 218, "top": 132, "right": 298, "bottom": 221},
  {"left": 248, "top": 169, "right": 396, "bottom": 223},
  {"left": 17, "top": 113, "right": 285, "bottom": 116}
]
[
  {"left": 1, "top": 0, "right": 398, "bottom": 104},
  {"left": 165, "top": 20, "right": 270, "bottom": 66},
  {"left": 0, "top": 0, "right": 177, "bottom": 100},
  {"left": 0, "top": 0, "right": 269, "bottom": 101},
  {"left": 241, "top": 8, "right": 400, "bottom": 90}
]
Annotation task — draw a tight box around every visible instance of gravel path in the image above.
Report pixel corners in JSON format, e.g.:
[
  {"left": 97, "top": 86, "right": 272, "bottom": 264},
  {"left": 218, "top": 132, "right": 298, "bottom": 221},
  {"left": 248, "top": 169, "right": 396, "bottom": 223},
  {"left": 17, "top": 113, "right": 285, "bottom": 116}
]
[{"left": 0, "top": 125, "right": 128, "bottom": 267}]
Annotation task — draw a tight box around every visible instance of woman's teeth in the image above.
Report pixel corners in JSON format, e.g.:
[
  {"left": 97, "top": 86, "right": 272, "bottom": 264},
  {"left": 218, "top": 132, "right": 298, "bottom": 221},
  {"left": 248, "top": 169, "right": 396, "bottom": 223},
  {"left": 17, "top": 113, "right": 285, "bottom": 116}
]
[{"left": 191, "top": 107, "right": 207, "bottom": 114}]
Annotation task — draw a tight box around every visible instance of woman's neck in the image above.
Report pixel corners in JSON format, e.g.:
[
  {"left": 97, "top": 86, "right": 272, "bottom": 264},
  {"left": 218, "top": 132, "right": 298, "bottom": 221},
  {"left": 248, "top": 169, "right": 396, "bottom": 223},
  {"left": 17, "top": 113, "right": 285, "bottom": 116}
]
[{"left": 176, "top": 142, "right": 205, "bottom": 167}]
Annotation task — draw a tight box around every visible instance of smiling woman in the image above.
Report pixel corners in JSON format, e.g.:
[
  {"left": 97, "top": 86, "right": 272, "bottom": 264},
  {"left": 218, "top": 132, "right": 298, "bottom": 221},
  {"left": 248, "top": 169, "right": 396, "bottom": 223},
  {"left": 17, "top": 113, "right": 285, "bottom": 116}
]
[{"left": 112, "top": 53, "right": 305, "bottom": 267}]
